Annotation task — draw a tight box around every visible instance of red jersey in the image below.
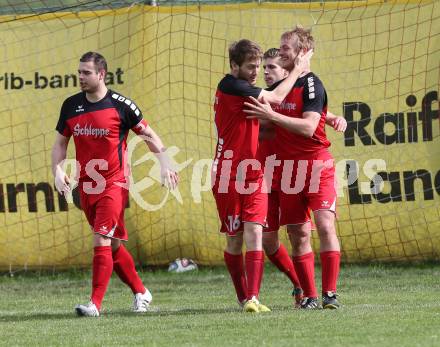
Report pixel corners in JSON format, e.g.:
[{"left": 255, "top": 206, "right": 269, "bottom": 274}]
[
  {"left": 258, "top": 131, "right": 281, "bottom": 191},
  {"left": 258, "top": 132, "right": 277, "bottom": 161},
  {"left": 56, "top": 90, "right": 146, "bottom": 187},
  {"left": 213, "top": 74, "right": 262, "bottom": 185},
  {"left": 273, "top": 72, "right": 331, "bottom": 160}
]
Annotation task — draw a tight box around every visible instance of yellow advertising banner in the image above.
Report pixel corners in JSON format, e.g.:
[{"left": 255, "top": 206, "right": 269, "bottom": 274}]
[{"left": 0, "top": 0, "right": 438, "bottom": 269}]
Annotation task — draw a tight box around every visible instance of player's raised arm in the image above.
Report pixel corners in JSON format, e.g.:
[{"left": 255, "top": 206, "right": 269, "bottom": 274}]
[
  {"left": 257, "top": 50, "right": 312, "bottom": 105},
  {"left": 133, "top": 122, "right": 179, "bottom": 189},
  {"left": 51, "top": 133, "right": 71, "bottom": 195}
]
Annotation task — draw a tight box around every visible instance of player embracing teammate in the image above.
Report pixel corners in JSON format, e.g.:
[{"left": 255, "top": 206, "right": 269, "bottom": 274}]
[
  {"left": 258, "top": 47, "right": 346, "bottom": 308},
  {"left": 245, "top": 26, "right": 343, "bottom": 309},
  {"left": 212, "top": 39, "right": 312, "bottom": 312},
  {"left": 54, "top": 28, "right": 343, "bottom": 316}
]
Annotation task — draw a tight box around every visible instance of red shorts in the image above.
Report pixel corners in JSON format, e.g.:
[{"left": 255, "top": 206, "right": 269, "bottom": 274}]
[
  {"left": 279, "top": 155, "right": 336, "bottom": 226},
  {"left": 266, "top": 190, "right": 280, "bottom": 232},
  {"left": 79, "top": 181, "right": 129, "bottom": 240},
  {"left": 266, "top": 190, "right": 314, "bottom": 231},
  {"left": 212, "top": 178, "right": 267, "bottom": 236},
  {"left": 261, "top": 149, "right": 282, "bottom": 232}
]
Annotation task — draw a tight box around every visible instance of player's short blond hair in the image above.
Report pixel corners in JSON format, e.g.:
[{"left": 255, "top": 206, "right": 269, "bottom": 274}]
[{"left": 281, "top": 25, "right": 315, "bottom": 52}]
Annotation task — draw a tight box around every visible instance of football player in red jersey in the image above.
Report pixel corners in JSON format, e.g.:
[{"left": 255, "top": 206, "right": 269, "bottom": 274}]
[
  {"left": 259, "top": 47, "right": 346, "bottom": 308},
  {"left": 52, "top": 52, "right": 178, "bottom": 317},
  {"left": 212, "top": 39, "right": 311, "bottom": 312},
  {"left": 245, "top": 27, "right": 343, "bottom": 310}
]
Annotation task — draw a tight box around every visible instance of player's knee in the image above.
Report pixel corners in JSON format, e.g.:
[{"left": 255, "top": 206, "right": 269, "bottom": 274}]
[
  {"left": 292, "top": 236, "right": 308, "bottom": 249},
  {"left": 225, "top": 235, "right": 243, "bottom": 254},
  {"left": 244, "top": 222, "right": 263, "bottom": 234},
  {"left": 288, "top": 228, "right": 310, "bottom": 254},
  {"left": 317, "top": 227, "right": 337, "bottom": 247},
  {"left": 314, "top": 211, "right": 335, "bottom": 231},
  {"left": 93, "top": 233, "right": 112, "bottom": 247},
  {"left": 262, "top": 235, "right": 279, "bottom": 255},
  {"left": 111, "top": 239, "right": 121, "bottom": 251},
  {"left": 291, "top": 240, "right": 309, "bottom": 256},
  {"left": 288, "top": 225, "right": 309, "bottom": 239},
  {"left": 316, "top": 219, "right": 336, "bottom": 238}
]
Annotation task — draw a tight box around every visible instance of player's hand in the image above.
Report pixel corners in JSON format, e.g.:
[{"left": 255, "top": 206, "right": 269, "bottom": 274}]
[
  {"left": 161, "top": 168, "right": 179, "bottom": 190},
  {"left": 156, "top": 151, "right": 179, "bottom": 189},
  {"left": 244, "top": 96, "right": 275, "bottom": 121},
  {"left": 54, "top": 166, "right": 71, "bottom": 195},
  {"left": 331, "top": 116, "right": 347, "bottom": 132},
  {"left": 294, "top": 49, "right": 313, "bottom": 73}
]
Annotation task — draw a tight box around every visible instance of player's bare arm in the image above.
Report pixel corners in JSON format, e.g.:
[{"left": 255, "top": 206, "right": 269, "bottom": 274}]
[
  {"left": 51, "top": 133, "right": 71, "bottom": 195},
  {"left": 244, "top": 96, "right": 320, "bottom": 138},
  {"left": 258, "top": 50, "right": 313, "bottom": 104},
  {"left": 137, "top": 124, "right": 179, "bottom": 189},
  {"left": 326, "top": 112, "right": 347, "bottom": 132}
]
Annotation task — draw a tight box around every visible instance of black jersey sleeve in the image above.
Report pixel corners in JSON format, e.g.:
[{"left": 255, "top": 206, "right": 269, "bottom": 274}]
[
  {"left": 232, "top": 78, "right": 262, "bottom": 98},
  {"left": 110, "top": 91, "right": 145, "bottom": 130},
  {"left": 55, "top": 99, "right": 72, "bottom": 137},
  {"left": 124, "top": 100, "right": 144, "bottom": 129},
  {"left": 219, "top": 75, "right": 262, "bottom": 98},
  {"left": 302, "top": 74, "right": 327, "bottom": 114}
]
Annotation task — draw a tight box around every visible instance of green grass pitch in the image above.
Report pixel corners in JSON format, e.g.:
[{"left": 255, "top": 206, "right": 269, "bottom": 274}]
[{"left": 0, "top": 263, "right": 439, "bottom": 346}]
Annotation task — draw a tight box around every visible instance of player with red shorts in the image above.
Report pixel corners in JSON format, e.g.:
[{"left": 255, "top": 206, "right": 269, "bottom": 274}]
[
  {"left": 245, "top": 27, "right": 342, "bottom": 309},
  {"left": 52, "top": 51, "right": 178, "bottom": 317},
  {"left": 212, "top": 39, "right": 311, "bottom": 312},
  {"left": 259, "top": 47, "right": 346, "bottom": 308}
]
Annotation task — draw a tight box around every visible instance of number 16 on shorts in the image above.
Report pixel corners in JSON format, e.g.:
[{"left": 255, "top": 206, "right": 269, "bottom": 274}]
[{"left": 227, "top": 215, "right": 241, "bottom": 233}]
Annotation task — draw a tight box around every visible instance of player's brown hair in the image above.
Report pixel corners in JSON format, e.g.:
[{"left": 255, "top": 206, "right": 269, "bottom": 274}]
[
  {"left": 263, "top": 48, "right": 280, "bottom": 60},
  {"left": 281, "top": 25, "right": 315, "bottom": 52},
  {"left": 80, "top": 51, "right": 108, "bottom": 74},
  {"left": 228, "top": 39, "right": 263, "bottom": 68}
]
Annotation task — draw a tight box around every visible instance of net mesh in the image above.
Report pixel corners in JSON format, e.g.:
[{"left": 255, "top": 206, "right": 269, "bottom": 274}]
[{"left": 0, "top": 0, "right": 438, "bottom": 271}]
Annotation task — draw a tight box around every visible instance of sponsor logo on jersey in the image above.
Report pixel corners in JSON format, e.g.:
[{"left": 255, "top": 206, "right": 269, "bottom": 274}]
[
  {"left": 75, "top": 105, "right": 84, "bottom": 112},
  {"left": 276, "top": 101, "right": 296, "bottom": 111},
  {"left": 73, "top": 123, "right": 110, "bottom": 137}
]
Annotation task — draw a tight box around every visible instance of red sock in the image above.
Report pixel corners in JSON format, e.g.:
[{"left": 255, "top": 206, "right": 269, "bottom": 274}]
[
  {"left": 320, "top": 251, "right": 341, "bottom": 293},
  {"left": 267, "top": 244, "right": 300, "bottom": 288},
  {"left": 245, "top": 250, "right": 264, "bottom": 300},
  {"left": 113, "top": 244, "right": 145, "bottom": 294},
  {"left": 257, "top": 256, "right": 265, "bottom": 292},
  {"left": 293, "top": 252, "right": 317, "bottom": 298},
  {"left": 91, "top": 246, "right": 113, "bottom": 310},
  {"left": 224, "top": 251, "right": 247, "bottom": 303}
]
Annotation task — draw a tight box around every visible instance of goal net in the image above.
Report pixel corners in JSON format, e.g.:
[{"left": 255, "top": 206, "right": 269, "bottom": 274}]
[{"left": 0, "top": 0, "right": 438, "bottom": 271}]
